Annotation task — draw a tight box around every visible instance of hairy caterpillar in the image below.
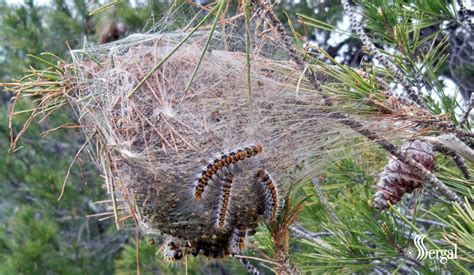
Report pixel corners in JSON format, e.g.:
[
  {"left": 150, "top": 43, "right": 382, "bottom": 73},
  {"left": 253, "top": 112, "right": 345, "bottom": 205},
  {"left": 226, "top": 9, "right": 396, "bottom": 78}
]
[
  {"left": 215, "top": 174, "right": 234, "bottom": 230},
  {"left": 255, "top": 170, "right": 279, "bottom": 221},
  {"left": 163, "top": 239, "right": 190, "bottom": 261},
  {"left": 230, "top": 228, "right": 247, "bottom": 254},
  {"left": 194, "top": 144, "right": 263, "bottom": 199}
]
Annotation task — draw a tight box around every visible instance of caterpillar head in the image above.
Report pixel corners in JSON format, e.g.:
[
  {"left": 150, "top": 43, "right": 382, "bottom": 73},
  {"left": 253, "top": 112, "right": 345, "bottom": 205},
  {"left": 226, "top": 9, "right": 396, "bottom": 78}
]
[{"left": 163, "top": 240, "right": 187, "bottom": 261}]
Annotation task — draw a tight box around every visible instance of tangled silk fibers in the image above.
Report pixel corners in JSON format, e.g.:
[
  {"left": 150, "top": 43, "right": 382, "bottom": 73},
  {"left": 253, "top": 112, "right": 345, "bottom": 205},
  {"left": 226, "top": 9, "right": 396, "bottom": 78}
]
[{"left": 69, "top": 31, "right": 356, "bottom": 258}]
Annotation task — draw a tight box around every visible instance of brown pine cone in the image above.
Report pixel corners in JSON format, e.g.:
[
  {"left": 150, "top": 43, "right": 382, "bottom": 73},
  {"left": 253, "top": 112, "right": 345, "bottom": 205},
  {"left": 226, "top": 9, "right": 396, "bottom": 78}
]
[{"left": 373, "top": 140, "right": 435, "bottom": 210}]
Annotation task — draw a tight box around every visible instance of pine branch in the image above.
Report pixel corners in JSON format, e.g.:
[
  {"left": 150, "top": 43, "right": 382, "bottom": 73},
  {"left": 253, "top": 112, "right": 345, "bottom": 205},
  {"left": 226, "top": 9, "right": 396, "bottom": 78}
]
[
  {"left": 422, "top": 134, "right": 474, "bottom": 163},
  {"left": 373, "top": 260, "right": 414, "bottom": 275},
  {"left": 433, "top": 144, "right": 470, "bottom": 180},
  {"left": 253, "top": 0, "right": 332, "bottom": 105},
  {"left": 235, "top": 257, "right": 261, "bottom": 275},
  {"left": 459, "top": 93, "right": 474, "bottom": 127},
  {"left": 373, "top": 264, "right": 391, "bottom": 275},
  {"left": 325, "top": 112, "right": 466, "bottom": 211},
  {"left": 290, "top": 223, "right": 333, "bottom": 243},
  {"left": 254, "top": 0, "right": 467, "bottom": 214},
  {"left": 268, "top": 195, "right": 303, "bottom": 275},
  {"left": 311, "top": 177, "right": 340, "bottom": 222},
  {"left": 398, "top": 215, "right": 448, "bottom": 228},
  {"left": 456, "top": 0, "right": 473, "bottom": 31},
  {"left": 275, "top": 251, "right": 301, "bottom": 275},
  {"left": 254, "top": 0, "right": 316, "bottom": 86},
  {"left": 424, "top": 120, "right": 474, "bottom": 140},
  {"left": 340, "top": 0, "right": 425, "bottom": 107}
]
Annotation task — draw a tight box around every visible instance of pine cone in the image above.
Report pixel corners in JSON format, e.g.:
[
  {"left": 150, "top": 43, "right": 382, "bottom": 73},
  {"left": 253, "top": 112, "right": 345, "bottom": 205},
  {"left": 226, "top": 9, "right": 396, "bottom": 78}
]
[{"left": 373, "top": 140, "right": 435, "bottom": 210}]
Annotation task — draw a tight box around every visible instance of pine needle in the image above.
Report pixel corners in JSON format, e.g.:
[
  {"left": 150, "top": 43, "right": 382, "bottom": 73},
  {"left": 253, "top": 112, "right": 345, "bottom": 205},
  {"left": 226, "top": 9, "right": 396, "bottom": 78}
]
[
  {"left": 128, "top": 3, "right": 221, "bottom": 98},
  {"left": 58, "top": 133, "right": 95, "bottom": 201},
  {"left": 184, "top": 0, "right": 227, "bottom": 91},
  {"left": 89, "top": 0, "right": 123, "bottom": 16}
]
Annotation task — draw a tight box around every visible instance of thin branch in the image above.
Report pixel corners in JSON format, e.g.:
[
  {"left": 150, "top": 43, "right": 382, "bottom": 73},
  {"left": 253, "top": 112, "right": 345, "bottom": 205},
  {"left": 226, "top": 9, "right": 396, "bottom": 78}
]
[
  {"left": 235, "top": 256, "right": 262, "bottom": 275},
  {"left": 290, "top": 223, "right": 333, "bottom": 246},
  {"left": 399, "top": 215, "right": 448, "bottom": 228},
  {"left": 275, "top": 251, "right": 301, "bottom": 275},
  {"left": 245, "top": 0, "right": 255, "bottom": 122},
  {"left": 254, "top": 0, "right": 318, "bottom": 87},
  {"left": 311, "top": 177, "right": 340, "bottom": 222},
  {"left": 421, "top": 134, "right": 474, "bottom": 163},
  {"left": 253, "top": 0, "right": 467, "bottom": 214},
  {"left": 422, "top": 119, "right": 474, "bottom": 139},
  {"left": 233, "top": 255, "right": 281, "bottom": 266},
  {"left": 58, "top": 133, "right": 95, "bottom": 201},
  {"left": 456, "top": 0, "right": 473, "bottom": 31},
  {"left": 340, "top": 0, "right": 425, "bottom": 107},
  {"left": 459, "top": 93, "right": 474, "bottom": 127},
  {"left": 433, "top": 144, "right": 470, "bottom": 180},
  {"left": 253, "top": 0, "right": 332, "bottom": 105},
  {"left": 325, "top": 112, "right": 466, "bottom": 211}
]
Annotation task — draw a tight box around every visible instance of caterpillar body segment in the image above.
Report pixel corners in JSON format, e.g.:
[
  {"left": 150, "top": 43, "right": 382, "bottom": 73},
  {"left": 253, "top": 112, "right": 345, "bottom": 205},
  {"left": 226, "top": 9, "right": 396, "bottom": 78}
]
[
  {"left": 163, "top": 239, "right": 191, "bottom": 261},
  {"left": 215, "top": 174, "right": 234, "bottom": 231},
  {"left": 194, "top": 144, "right": 263, "bottom": 199},
  {"left": 230, "top": 228, "right": 247, "bottom": 254},
  {"left": 255, "top": 170, "right": 279, "bottom": 221}
]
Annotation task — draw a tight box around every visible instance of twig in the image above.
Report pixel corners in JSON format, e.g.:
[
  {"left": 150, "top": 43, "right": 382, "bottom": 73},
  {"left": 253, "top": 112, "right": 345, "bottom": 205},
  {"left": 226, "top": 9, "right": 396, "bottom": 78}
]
[
  {"left": 325, "top": 112, "right": 466, "bottom": 211},
  {"left": 340, "top": 0, "right": 425, "bottom": 107},
  {"left": 311, "top": 177, "right": 340, "bottom": 222},
  {"left": 433, "top": 144, "right": 470, "bottom": 180},
  {"left": 233, "top": 255, "right": 281, "bottom": 266},
  {"left": 110, "top": 173, "right": 120, "bottom": 230},
  {"left": 421, "top": 134, "right": 474, "bottom": 163},
  {"left": 290, "top": 223, "right": 333, "bottom": 248},
  {"left": 459, "top": 93, "right": 474, "bottom": 127},
  {"left": 371, "top": 261, "right": 391, "bottom": 275},
  {"left": 253, "top": 0, "right": 332, "bottom": 105},
  {"left": 235, "top": 256, "right": 261, "bottom": 275},
  {"left": 456, "top": 0, "right": 473, "bottom": 31},
  {"left": 275, "top": 251, "right": 301, "bottom": 275},
  {"left": 254, "top": 0, "right": 317, "bottom": 88},
  {"left": 245, "top": 0, "right": 254, "bottom": 123},
  {"left": 385, "top": 261, "right": 416, "bottom": 274},
  {"left": 185, "top": 255, "right": 188, "bottom": 275},
  {"left": 58, "top": 133, "right": 95, "bottom": 201},
  {"left": 398, "top": 215, "right": 448, "bottom": 228},
  {"left": 423, "top": 120, "right": 474, "bottom": 139},
  {"left": 105, "top": 150, "right": 122, "bottom": 230}
]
